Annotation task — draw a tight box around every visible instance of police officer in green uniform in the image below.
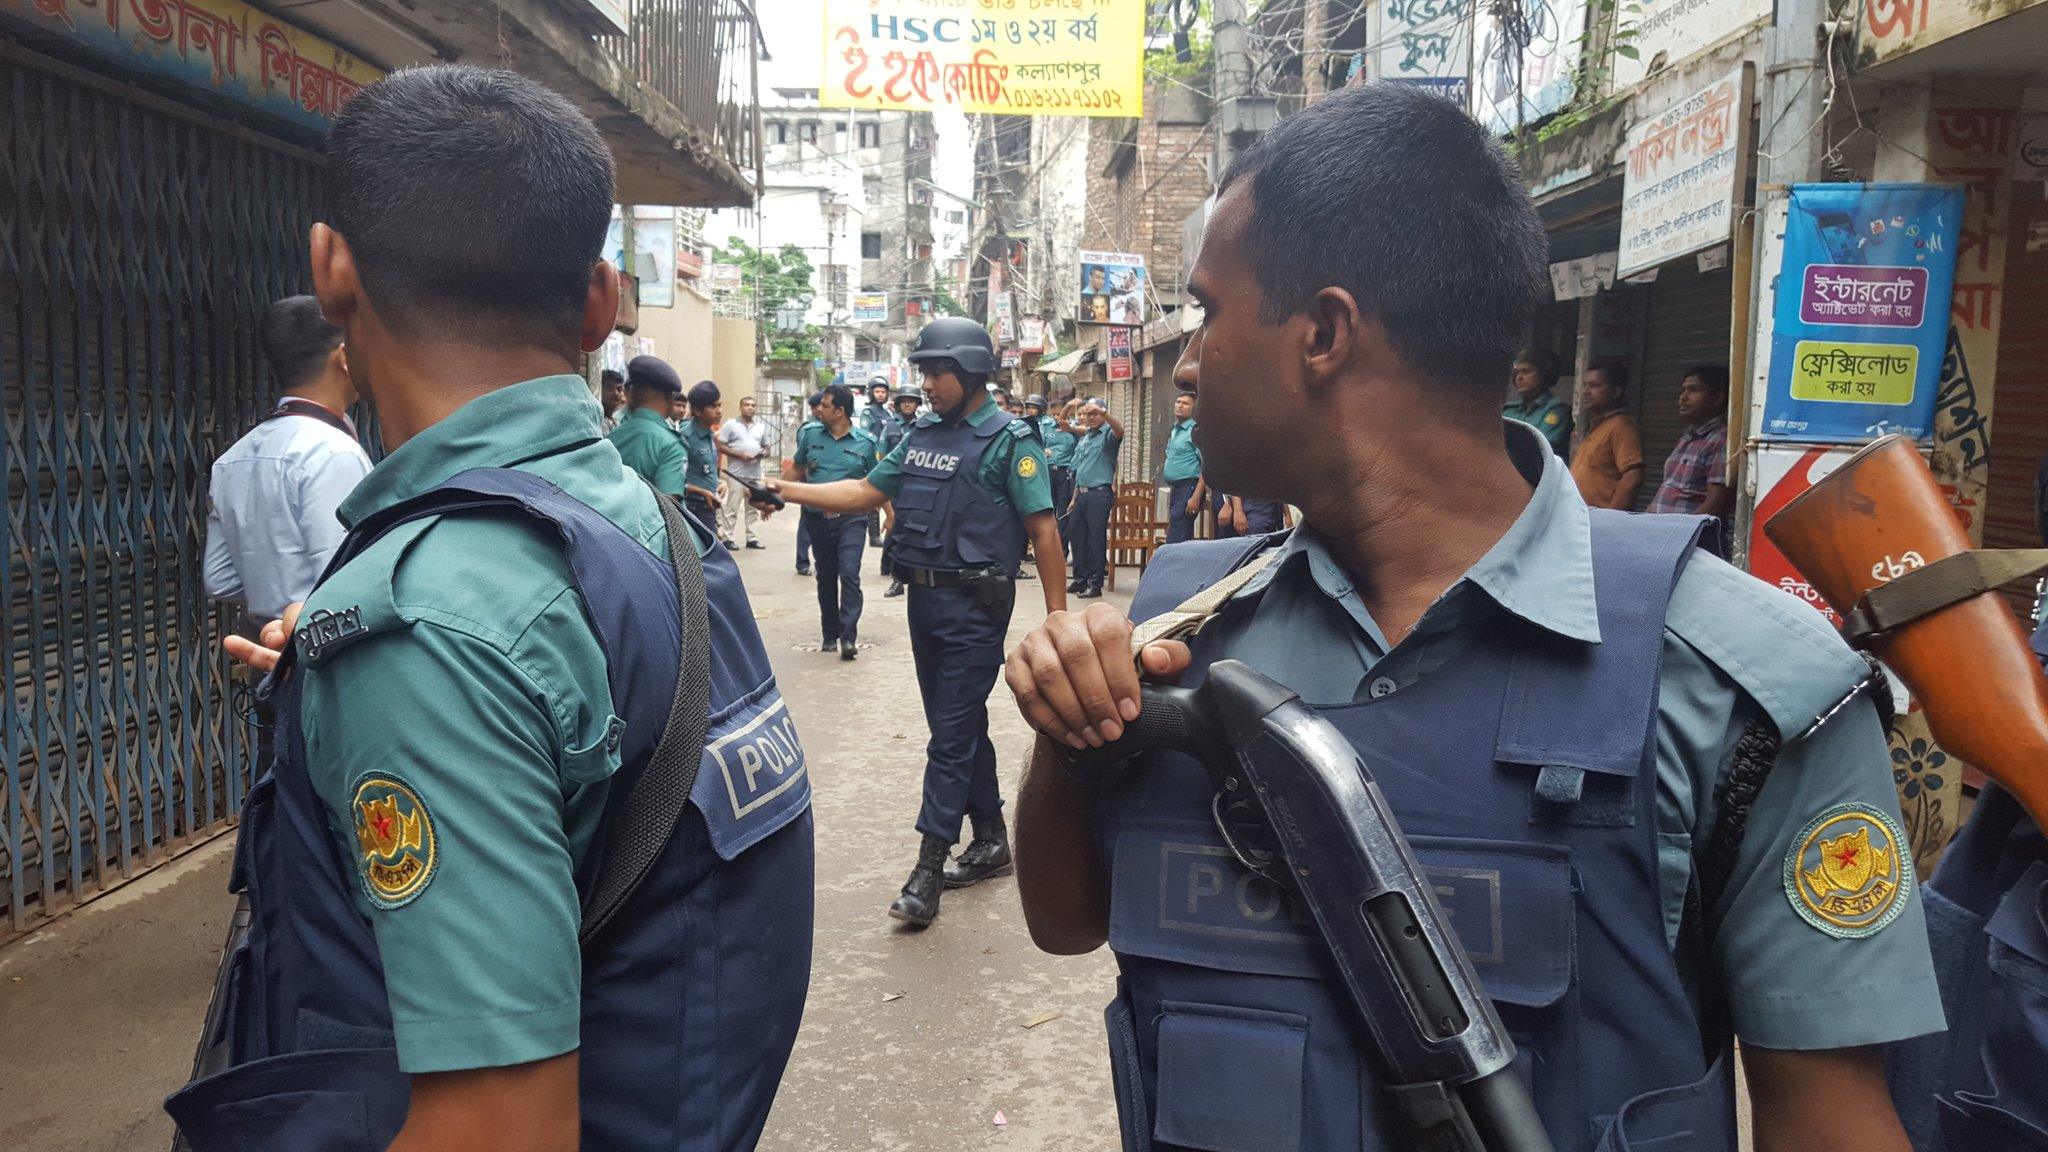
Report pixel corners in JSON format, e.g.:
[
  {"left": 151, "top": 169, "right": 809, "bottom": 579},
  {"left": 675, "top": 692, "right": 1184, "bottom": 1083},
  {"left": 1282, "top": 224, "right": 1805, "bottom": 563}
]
[
  {"left": 1506, "top": 346, "right": 1573, "bottom": 460},
  {"left": 679, "top": 380, "right": 724, "bottom": 527},
  {"left": 881, "top": 385, "right": 923, "bottom": 598},
  {"left": 176, "top": 65, "right": 812, "bottom": 1152},
  {"left": 790, "top": 383, "right": 880, "bottom": 659},
  {"left": 606, "top": 355, "right": 687, "bottom": 493},
  {"left": 1004, "top": 85, "right": 1939, "bottom": 1152},
  {"left": 1161, "top": 388, "right": 1206, "bottom": 544},
  {"left": 758, "top": 318, "right": 1067, "bottom": 925},
  {"left": 1066, "top": 398, "right": 1123, "bottom": 598},
  {"left": 860, "top": 375, "right": 896, "bottom": 545},
  {"left": 1028, "top": 393, "right": 1078, "bottom": 559}
]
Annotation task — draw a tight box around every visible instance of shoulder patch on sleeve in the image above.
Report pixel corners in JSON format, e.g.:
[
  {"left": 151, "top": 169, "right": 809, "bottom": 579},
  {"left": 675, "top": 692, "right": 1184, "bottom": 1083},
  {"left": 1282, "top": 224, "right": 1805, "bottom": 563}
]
[
  {"left": 1543, "top": 411, "right": 1562, "bottom": 426},
  {"left": 1017, "top": 453, "right": 1039, "bottom": 479},
  {"left": 1665, "top": 551, "right": 1871, "bottom": 741},
  {"left": 350, "top": 772, "right": 439, "bottom": 909},
  {"left": 1784, "top": 802, "right": 1911, "bottom": 938}
]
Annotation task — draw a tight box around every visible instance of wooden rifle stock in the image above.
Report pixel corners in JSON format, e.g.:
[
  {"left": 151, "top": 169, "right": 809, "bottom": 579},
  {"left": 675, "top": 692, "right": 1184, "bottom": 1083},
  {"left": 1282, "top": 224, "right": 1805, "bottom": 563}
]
[{"left": 1763, "top": 434, "right": 2048, "bottom": 831}]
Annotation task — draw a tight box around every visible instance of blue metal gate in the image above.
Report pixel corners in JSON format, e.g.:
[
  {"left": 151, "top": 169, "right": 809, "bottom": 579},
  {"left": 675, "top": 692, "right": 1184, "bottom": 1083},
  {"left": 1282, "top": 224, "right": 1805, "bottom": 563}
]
[{"left": 2, "top": 45, "right": 325, "bottom": 935}]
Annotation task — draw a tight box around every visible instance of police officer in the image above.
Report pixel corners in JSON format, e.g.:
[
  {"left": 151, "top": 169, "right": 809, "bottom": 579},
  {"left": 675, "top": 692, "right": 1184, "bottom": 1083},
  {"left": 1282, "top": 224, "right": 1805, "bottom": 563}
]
[
  {"left": 790, "top": 383, "right": 880, "bottom": 659},
  {"left": 880, "top": 385, "right": 922, "bottom": 599},
  {"left": 793, "top": 406, "right": 823, "bottom": 577},
  {"left": 1003, "top": 85, "right": 1938, "bottom": 1152},
  {"left": 1026, "top": 393, "right": 1077, "bottom": 559},
  {"left": 759, "top": 317, "right": 1066, "bottom": 926},
  {"left": 1160, "top": 388, "right": 1205, "bottom": 544},
  {"left": 679, "top": 379, "right": 725, "bottom": 527},
  {"left": 1066, "top": 397, "right": 1123, "bottom": 598},
  {"left": 1507, "top": 346, "right": 1573, "bottom": 460},
  {"left": 861, "top": 375, "right": 896, "bottom": 545},
  {"left": 607, "top": 354, "right": 688, "bottom": 495},
  {"left": 168, "top": 66, "right": 812, "bottom": 1151}
]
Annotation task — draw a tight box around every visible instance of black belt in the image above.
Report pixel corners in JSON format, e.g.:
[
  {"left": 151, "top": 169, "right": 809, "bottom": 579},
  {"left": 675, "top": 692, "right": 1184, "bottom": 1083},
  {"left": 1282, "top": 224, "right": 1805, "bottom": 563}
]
[{"left": 894, "top": 563, "right": 1008, "bottom": 588}]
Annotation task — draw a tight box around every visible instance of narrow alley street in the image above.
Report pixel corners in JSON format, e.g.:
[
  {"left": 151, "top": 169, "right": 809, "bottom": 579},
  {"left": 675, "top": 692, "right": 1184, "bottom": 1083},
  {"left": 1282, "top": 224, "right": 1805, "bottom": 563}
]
[{"left": 0, "top": 508, "right": 1129, "bottom": 1152}]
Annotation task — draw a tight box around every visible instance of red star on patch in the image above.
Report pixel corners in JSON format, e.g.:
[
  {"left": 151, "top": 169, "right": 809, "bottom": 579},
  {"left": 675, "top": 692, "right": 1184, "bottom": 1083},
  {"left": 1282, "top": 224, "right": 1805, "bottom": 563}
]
[
  {"left": 374, "top": 813, "right": 394, "bottom": 840},
  {"left": 1833, "top": 844, "right": 1860, "bottom": 869}
]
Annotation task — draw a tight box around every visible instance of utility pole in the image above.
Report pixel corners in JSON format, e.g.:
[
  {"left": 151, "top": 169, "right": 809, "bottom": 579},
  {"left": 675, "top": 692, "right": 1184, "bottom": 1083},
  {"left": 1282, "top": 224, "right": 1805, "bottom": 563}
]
[
  {"left": 1212, "top": 0, "right": 1272, "bottom": 175},
  {"left": 1302, "top": 0, "right": 1326, "bottom": 104}
]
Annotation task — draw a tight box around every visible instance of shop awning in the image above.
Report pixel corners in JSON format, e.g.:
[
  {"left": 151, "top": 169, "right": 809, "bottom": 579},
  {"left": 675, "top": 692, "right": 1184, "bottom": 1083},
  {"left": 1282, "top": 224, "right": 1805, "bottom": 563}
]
[{"left": 1037, "top": 347, "right": 1095, "bottom": 375}]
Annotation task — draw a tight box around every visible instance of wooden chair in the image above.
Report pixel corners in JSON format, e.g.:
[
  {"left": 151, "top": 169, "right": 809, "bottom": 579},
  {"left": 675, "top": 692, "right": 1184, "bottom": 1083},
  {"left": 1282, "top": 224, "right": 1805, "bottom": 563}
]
[{"left": 1105, "top": 484, "right": 1166, "bottom": 592}]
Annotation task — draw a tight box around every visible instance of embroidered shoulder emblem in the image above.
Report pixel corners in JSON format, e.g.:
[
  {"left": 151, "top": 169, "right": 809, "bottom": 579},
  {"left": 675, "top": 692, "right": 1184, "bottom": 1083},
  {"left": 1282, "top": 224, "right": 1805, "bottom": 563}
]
[
  {"left": 1543, "top": 411, "right": 1562, "bottom": 426},
  {"left": 351, "top": 774, "right": 438, "bottom": 909},
  {"left": 1017, "top": 454, "right": 1039, "bottom": 479},
  {"left": 295, "top": 606, "right": 365, "bottom": 661},
  {"left": 1783, "top": 803, "right": 1911, "bottom": 938}
]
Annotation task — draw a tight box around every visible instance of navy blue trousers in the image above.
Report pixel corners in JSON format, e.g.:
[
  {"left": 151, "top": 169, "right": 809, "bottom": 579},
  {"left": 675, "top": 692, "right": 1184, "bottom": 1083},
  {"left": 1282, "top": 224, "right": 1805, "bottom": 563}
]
[
  {"left": 1071, "top": 485, "right": 1114, "bottom": 587},
  {"left": 795, "top": 511, "right": 811, "bottom": 569},
  {"left": 805, "top": 511, "right": 866, "bottom": 644},
  {"left": 906, "top": 583, "right": 1010, "bottom": 842},
  {"left": 1050, "top": 467, "right": 1075, "bottom": 556},
  {"left": 1165, "top": 477, "right": 1200, "bottom": 544}
]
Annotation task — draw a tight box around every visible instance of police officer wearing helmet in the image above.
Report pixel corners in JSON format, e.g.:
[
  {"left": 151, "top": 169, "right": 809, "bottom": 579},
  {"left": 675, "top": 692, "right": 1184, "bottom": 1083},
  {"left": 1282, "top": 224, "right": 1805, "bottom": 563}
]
[
  {"left": 880, "top": 385, "right": 923, "bottom": 598},
  {"left": 861, "top": 375, "right": 897, "bottom": 545},
  {"left": 759, "top": 316, "right": 1066, "bottom": 925},
  {"left": 1026, "top": 393, "right": 1077, "bottom": 556},
  {"left": 1004, "top": 84, "right": 1938, "bottom": 1152},
  {"left": 168, "top": 65, "right": 813, "bottom": 1151}
]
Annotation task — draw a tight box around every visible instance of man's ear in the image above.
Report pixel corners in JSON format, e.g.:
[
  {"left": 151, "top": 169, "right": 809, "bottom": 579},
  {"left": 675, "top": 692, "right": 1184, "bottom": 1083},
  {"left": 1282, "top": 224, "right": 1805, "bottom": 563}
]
[
  {"left": 1300, "top": 285, "right": 1366, "bottom": 393},
  {"left": 581, "top": 261, "right": 622, "bottom": 354},
  {"left": 310, "top": 223, "right": 360, "bottom": 329}
]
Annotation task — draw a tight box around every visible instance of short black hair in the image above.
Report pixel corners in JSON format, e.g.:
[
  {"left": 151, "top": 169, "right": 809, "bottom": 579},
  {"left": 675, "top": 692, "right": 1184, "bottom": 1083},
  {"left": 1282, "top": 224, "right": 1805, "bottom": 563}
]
[
  {"left": 260, "top": 295, "right": 343, "bottom": 392},
  {"left": 1515, "top": 348, "right": 1563, "bottom": 387},
  {"left": 1685, "top": 364, "right": 1731, "bottom": 395},
  {"left": 325, "top": 65, "right": 615, "bottom": 349},
  {"left": 600, "top": 368, "right": 624, "bottom": 387},
  {"left": 687, "top": 381, "right": 721, "bottom": 409},
  {"left": 1219, "top": 83, "right": 1546, "bottom": 395},
  {"left": 1588, "top": 359, "right": 1630, "bottom": 392},
  {"left": 817, "top": 383, "right": 855, "bottom": 416}
]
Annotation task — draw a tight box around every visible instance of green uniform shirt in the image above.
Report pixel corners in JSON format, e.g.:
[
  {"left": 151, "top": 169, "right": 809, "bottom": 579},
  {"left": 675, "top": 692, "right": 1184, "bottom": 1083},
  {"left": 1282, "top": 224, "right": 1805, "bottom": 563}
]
[
  {"left": 297, "top": 374, "right": 698, "bottom": 1074},
  {"left": 1176, "top": 419, "right": 1943, "bottom": 1051},
  {"left": 793, "top": 421, "right": 880, "bottom": 484},
  {"left": 1071, "top": 423, "right": 1122, "bottom": 488},
  {"left": 681, "top": 419, "right": 719, "bottom": 493},
  {"left": 1162, "top": 418, "right": 1202, "bottom": 482},
  {"left": 866, "top": 393, "right": 1053, "bottom": 516},
  {"left": 607, "top": 406, "right": 689, "bottom": 497},
  {"left": 1504, "top": 388, "right": 1573, "bottom": 459},
  {"left": 1039, "top": 415, "right": 1077, "bottom": 468}
]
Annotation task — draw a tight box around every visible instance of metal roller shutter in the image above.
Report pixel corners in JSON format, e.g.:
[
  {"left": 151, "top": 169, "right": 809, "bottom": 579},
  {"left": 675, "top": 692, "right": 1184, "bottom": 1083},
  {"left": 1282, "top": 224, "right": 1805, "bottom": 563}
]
[
  {"left": 1984, "top": 194, "right": 2048, "bottom": 554},
  {"left": 1634, "top": 262, "right": 1735, "bottom": 510}
]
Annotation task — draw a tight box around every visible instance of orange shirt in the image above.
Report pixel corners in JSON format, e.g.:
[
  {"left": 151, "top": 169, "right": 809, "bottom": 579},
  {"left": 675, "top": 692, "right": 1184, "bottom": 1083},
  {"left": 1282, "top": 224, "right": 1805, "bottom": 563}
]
[{"left": 1570, "top": 410, "right": 1645, "bottom": 510}]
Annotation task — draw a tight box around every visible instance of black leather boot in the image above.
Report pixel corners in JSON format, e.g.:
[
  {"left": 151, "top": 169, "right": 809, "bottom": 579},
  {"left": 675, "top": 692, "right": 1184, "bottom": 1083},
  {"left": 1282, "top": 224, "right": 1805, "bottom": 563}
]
[
  {"left": 887, "top": 834, "right": 952, "bottom": 926},
  {"left": 943, "top": 814, "right": 1014, "bottom": 888}
]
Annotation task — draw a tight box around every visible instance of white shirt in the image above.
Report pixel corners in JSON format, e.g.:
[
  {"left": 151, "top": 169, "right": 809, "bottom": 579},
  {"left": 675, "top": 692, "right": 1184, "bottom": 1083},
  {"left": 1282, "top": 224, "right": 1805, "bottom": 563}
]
[
  {"left": 718, "top": 416, "right": 766, "bottom": 480},
  {"left": 203, "top": 401, "right": 374, "bottom": 620}
]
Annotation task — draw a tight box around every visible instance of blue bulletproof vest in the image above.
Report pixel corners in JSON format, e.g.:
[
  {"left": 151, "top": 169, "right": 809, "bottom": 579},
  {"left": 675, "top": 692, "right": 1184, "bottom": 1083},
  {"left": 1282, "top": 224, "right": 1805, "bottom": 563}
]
[
  {"left": 167, "top": 468, "right": 814, "bottom": 1152},
  {"left": 889, "top": 414, "right": 1024, "bottom": 573},
  {"left": 1095, "top": 510, "right": 1735, "bottom": 1152}
]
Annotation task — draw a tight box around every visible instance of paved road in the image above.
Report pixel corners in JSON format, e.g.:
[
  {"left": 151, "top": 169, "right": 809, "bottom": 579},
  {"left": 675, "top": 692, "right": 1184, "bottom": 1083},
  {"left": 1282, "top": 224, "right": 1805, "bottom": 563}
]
[{"left": 0, "top": 505, "right": 1128, "bottom": 1151}]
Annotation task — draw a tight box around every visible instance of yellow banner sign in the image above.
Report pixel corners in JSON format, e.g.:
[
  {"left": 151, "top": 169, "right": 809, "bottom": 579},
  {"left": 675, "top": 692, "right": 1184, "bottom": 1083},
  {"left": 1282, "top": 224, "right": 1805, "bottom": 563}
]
[{"left": 819, "top": 0, "right": 1145, "bottom": 118}]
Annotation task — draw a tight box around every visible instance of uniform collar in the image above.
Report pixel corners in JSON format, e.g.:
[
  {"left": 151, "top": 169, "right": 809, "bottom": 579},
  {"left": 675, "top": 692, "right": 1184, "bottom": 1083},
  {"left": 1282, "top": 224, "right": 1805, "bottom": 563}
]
[
  {"left": 1505, "top": 388, "right": 1557, "bottom": 415},
  {"left": 622, "top": 405, "right": 670, "bottom": 428},
  {"left": 962, "top": 394, "right": 1004, "bottom": 428},
  {"left": 1234, "top": 420, "right": 1601, "bottom": 645},
  {"left": 339, "top": 374, "right": 602, "bottom": 530},
  {"left": 1175, "top": 417, "right": 1195, "bottom": 431}
]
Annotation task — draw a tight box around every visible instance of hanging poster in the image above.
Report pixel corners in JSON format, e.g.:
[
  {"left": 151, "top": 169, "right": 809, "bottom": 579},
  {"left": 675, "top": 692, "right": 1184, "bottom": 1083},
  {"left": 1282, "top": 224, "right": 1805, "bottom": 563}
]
[
  {"left": 990, "top": 291, "right": 1016, "bottom": 342},
  {"left": 606, "top": 211, "right": 676, "bottom": 309},
  {"left": 1019, "top": 316, "right": 1047, "bottom": 353},
  {"left": 852, "top": 293, "right": 889, "bottom": 323},
  {"left": 1107, "top": 327, "right": 1133, "bottom": 382},
  {"left": 1079, "top": 250, "right": 1146, "bottom": 326},
  {"left": 1761, "top": 183, "right": 1964, "bottom": 442},
  {"left": 820, "top": 0, "right": 1145, "bottom": 117}
]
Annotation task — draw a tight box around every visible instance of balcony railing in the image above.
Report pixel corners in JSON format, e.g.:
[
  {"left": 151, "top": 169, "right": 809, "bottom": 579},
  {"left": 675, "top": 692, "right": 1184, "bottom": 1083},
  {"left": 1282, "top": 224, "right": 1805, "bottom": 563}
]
[{"left": 597, "top": 0, "right": 763, "bottom": 194}]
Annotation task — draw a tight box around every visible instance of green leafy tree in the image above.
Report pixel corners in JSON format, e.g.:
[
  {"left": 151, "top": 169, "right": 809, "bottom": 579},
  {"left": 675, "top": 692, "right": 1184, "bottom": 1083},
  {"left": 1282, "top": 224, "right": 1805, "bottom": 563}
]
[{"left": 715, "top": 236, "right": 818, "bottom": 321}]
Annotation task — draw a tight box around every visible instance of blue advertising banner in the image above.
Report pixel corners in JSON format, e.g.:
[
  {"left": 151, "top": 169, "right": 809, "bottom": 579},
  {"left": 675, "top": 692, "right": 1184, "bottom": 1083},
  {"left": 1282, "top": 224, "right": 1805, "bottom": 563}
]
[{"left": 1761, "top": 183, "right": 1963, "bottom": 442}]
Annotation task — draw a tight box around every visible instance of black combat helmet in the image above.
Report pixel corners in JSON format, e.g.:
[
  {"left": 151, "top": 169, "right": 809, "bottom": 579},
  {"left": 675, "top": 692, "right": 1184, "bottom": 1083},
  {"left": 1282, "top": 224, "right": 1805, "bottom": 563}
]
[{"left": 906, "top": 317, "right": 999, "bottom": 375}]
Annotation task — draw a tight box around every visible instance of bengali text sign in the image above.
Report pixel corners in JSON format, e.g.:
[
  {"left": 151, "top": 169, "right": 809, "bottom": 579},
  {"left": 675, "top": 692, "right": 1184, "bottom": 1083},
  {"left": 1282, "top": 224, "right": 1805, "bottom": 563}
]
[
  {"left": 1762, "top": 183, "right": 1963, "bottom": 442},
  {"left": 1618, "top": 65, "right": 1750, "bottom": 278},
  {"left": 4, "top": 0, "right": 382, "bottom": 130},
  {"left": 820, "top": 0, "right": 1145, "bottom": 117}
]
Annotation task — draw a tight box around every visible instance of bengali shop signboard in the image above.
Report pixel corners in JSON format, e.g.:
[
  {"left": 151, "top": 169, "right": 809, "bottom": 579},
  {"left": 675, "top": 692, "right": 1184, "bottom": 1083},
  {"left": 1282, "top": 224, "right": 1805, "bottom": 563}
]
[
  {"left": 1106, "top": 326, "right": 1132, "bottom": 381},
  {"left": 4, "top": 0, "right": 382, "bottom": 131},
  {"left": 1608, "top": 0, "right": 1770, "bottom": 90},
  {"left": 1618, "top": 66, "right": 1751, "bottom": 278},
  {"left": 819, "top": 0, "right": 1145, "bottom": 117},
  {"left": 1747, "top": 445, "right": 1859, "bottom": 626},
  {"left": 1471, "top": 0, "right": 1588, "bottom": 134},
  {"left": 1761, "top": 184, "right": 1963, "bottom": 442},
  {"left": 851, "top": 293, "right": 889, "bottom": 323},
  {"left": 1362, "top": 0, "right": 1470, "bottom": 104}
]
